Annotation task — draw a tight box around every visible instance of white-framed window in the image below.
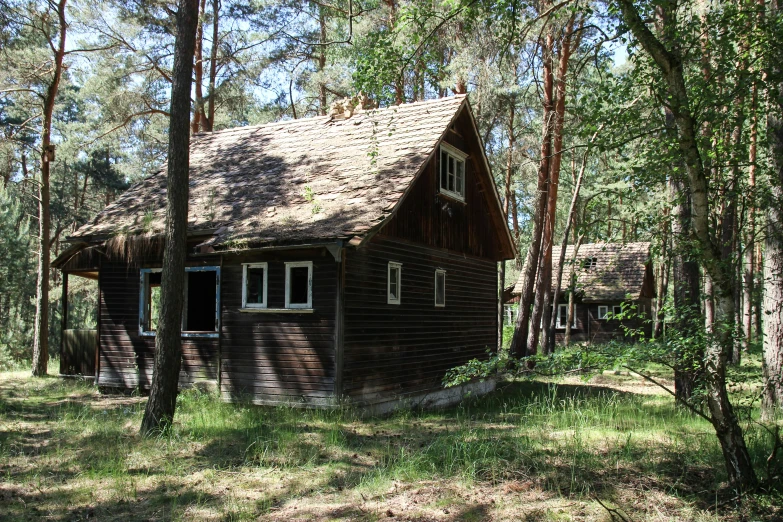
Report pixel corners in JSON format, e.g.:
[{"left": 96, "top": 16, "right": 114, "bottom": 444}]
[
  {"left": 582, "top": 257, "right": 597, "bottom": 270},
  {"left": 285, "top": 261, "right": 313, "bottom": 309},
  {"left": 439, "top": 142, "right": 467, "bottom": 201},
  {"left": 434, "top": 269, "right": 446, "bottom": 307},
  {"left": 613, "top": 305, "right": 623, "bottom": 316},
  {"left": 242, "top": 263, "right": 268, "bottom": 309},
  {"left": 556, "top": 303, "right": 577, "bottom": 329},
  {"left": 387, "top": 262, "right": 402, "bottom": 305},
  {"left": 597, "top": 305, "right": 609, "bottom": 320},
  {"left": 139, "top": 266, "right": 220, "bottom": 338}
]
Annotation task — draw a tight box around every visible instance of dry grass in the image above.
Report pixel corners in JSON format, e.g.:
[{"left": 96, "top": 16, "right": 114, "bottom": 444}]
[{"left": 0, "top": 367, "right": 780, "bottom": 521}]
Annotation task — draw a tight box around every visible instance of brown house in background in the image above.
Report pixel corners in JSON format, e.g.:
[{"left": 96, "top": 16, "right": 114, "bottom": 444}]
[
  {"left": 54, "top": 95, "right": 516, "bottom": 411},
  {"left": 511, "top": 242, "right": 655, "bottom": 343}
]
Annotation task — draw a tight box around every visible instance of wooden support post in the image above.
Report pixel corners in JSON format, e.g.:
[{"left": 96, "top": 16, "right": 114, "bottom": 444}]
[
  {"left": 60, "top": 272, "right": 68, "bottom": 375},
  {"left": 334, "top": 248, "right": 345, "bottom": 402}
]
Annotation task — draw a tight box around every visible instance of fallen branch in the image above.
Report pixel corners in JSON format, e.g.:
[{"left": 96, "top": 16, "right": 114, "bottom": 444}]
[{"left": 593, "top": 495, "right": 633, "bottom": 521}]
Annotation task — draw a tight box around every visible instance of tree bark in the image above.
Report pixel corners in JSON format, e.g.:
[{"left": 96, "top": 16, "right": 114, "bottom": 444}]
[
  {"left": 205, "top": 0, "right": 218, "bottom": 132},
  {"left": 32, "top": 0, "right": 68, "bottom": 378},
  {"left": 763, "top": 0, "right": 783, "bottom": 419},
  {"left": 191, "top": 0, "right": 205, "bottom": 133},
  {"left": 509, "top": 25, "right": 555, "bottom": 358},
  {"left": 616, "top": 0, "right": 757, "bottom": 489},
  {"left": 140, "top": 0, "right": 199, "bottom": 436},
  {"left": 499, "top": 102, "right": 515, "bottom": 350},
  {"left": 653, "top": 213, "right": 669, "bottom": 339}
]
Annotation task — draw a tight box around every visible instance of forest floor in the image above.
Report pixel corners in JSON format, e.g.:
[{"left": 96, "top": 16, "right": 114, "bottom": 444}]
[{"left": 0, "top": 362, "right": 781, "bottom": 521}]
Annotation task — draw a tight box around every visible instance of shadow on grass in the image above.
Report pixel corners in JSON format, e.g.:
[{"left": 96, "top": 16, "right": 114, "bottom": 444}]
[{"left": 1, "top": 374, "right": 781, "bottom": 521}]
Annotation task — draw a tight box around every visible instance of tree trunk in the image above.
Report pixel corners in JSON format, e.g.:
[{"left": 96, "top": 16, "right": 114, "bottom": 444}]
[
  {"left": 548, "top": 124, "right": 593, "bottom": 354},
  {"left": 670, "top": 175, "right": 701, "bottom": 404},
  {"left": 617, "top": 0, "right": 757, "bottom": 489},
  {"left": 191, "top": 0, "right": 205, "bottom": 133},
  {"left": 763, "top": 2, "right": 783, "bottom": 418},
  {"left": 653, "top": 214, "right": 669, "bottom": 339},
  {"left": 499, "top": 103, "right": 515, "bottom": 350},
  {"left": 509, "top": 26, "right": 555, "bottom": 358},
  {"left": 32, "top": 0, "right": 68, "bottom": 378},
  {"left": 744, "top": 83, "right": 759, "bottom": 351},
  {"left": 205, "top": 0, "right": 218, "bottom": 131},
  {"left": 140, "top": 0, "right": 199, "bottom": 436},
  {"left": 318, "top": 4, "right": 327, "bottom": 115}
]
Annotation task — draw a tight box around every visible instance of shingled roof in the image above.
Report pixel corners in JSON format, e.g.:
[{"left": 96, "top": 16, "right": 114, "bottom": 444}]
[
  {"left": 512, "top": 242, "right": 653, "bottom": 302},
  {"left": 70, "top": 95, "right": 507, "bottom": 251}
]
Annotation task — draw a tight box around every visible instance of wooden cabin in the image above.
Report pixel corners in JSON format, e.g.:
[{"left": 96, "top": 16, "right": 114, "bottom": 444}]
[
  {"left": 511, "top": 242, "right": 655, "bottom": 343},
  {"left": 53, "top": 95, "right": 516, "bottom": 411}
]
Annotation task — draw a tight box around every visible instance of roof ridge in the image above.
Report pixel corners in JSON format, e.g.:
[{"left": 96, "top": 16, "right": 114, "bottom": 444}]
[{"left": 192, "top": 95, "right": 467, "bottom": 138}]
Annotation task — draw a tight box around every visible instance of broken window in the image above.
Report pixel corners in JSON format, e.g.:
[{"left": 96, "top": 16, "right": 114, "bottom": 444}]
[{"left": 139, "top": 267, "right": 220, "bottom": 337}]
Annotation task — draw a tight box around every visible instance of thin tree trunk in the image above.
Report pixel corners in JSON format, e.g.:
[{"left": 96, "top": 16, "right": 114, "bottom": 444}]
[
  {"left": 653, "top": 211, "right": 669, "bottom": 339},
  {"left": 318, "top": 4, "right": 327, "bottom": 116},
  {"left": 140, "top": 0, "right": 199, "bottom": 436},
  {"left": 539, "top": 17, "right": 578, "bottom": 355},
  {"left": 191, "top": 0, "right": 205, "bottom": 133},
  {"left": 509, "top": 26, "right": 555, "bottom": 358},
  {"left": 617, "top": 0, "right": 757, "bottom": 489},
  {"left": 499, "top": 103, "right": 515, "bottom": 350},
  {"left": 205, "top": 0, "right": 218, "bottom": 131},
  {"left": 744, "top": 82, "right": 759, "bottom": 351},
  {"left": 547, "top": 124, "right": 595, "bottom": 353},
  {"left": 32, "top": 0, "right": 68, "bottom": 378}
]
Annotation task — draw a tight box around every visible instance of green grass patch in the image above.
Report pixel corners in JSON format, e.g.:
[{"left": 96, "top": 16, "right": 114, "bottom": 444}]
[{"left": 0, "top": 363, "right": 780, "bottom": 521}]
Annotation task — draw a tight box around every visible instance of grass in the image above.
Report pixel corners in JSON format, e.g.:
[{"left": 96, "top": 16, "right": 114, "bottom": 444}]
[{"left": 0, "top": 365, "right": 781, "bottom": 521}]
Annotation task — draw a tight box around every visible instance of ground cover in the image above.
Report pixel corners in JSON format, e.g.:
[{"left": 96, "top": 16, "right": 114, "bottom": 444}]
[{"left": 0, "top": 365, "right": 780, "bottom": 521}]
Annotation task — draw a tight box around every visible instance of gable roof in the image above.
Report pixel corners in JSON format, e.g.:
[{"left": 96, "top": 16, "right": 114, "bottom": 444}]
[
  {"left": 512, "top": 242, "right": 652, "bottom": 302},
  {"left": 69, "top": 95, "right": 514, "bottom": 256}
]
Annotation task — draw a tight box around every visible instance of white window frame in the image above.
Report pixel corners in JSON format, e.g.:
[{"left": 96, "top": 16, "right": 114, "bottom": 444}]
[
  {"left": 387, "top": 262, "right": 402, "bottom": 305},
  {"left": 613, "top": 305, "right": 623, "bottom": 317},
  {"left": 439, "top": 142, "right": 468, "bottom": 201},
  {"left": 285, "top": 261, "right": 313, "bottom": 309},
  {"left": 242, "top": 263, "right": 268, "bottom": 309},
  {"left": 434, "top": 269, "right": 446, "bottom": 307},
  {"left": 140, "top": 266, "right": 220, "bottom": 338},
  {"left": 597, "top": 305, "right": 609, "bottom": 320},
  {"left": 556, "top": 303, "right": 577, "bottom": 329}
]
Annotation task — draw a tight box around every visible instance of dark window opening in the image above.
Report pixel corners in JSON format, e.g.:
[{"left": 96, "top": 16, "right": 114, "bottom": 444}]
[
  {"left": 289, "top": 266, "right": 309, "bottom": 305},
  {"left": 185, "top": 271, "right": 217, "bottom": 331},
  {"left": 435, "top": 270, "right": 445, "bottom": 307},
  {"left": 146, "top": 272, "right": 162, "bottom": 332},
  {"left": 246, "top": 266, "right": 265, "bottom": 305}
]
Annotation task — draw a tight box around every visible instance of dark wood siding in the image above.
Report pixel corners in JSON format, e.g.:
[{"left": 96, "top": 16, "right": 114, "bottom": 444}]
[
  {"left": 97, "top": 256, "right": 220, "bottom": 389},
  {"left": 380, "top": 110, "right": 507, "bottom": 260},
  {"left": 342, "top": 236, "right": 497, "bottom": 403},
  {"left": 219, "top": 249, "right": 337, "bottom": 403},
  {"left": 556, "top": 300, "right": 654, "bottom": 344}
]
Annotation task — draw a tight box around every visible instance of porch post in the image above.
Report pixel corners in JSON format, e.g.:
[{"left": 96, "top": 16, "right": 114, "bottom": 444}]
[{"left": 60, "top": 272, "right": 68, "bottom": 375}]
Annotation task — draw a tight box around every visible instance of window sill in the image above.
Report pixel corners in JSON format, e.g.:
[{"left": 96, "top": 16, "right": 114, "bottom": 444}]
[
  {"left": 140, "top": 331, "right": 219, "bottom": 338},
  {"left": 438, "top": 191, "right": 466, "bottom": 204},
  {"left": 238, "top": 308, "right": 314, "bottom": 314}
]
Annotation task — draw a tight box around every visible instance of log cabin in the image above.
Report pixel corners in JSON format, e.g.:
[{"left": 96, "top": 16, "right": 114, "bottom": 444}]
[
  {"left": 511, "top": 242, "right": 655, "bottom": 343},
  {"left": 53, "top": 95, "right": 516, "bottom": 411}
]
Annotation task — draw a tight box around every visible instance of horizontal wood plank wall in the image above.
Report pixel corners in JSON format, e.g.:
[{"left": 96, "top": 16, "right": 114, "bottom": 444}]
[
  {"left": 380, "top": 110, "right": 505, "bottom": 260},
  {"left": 558, "top": 300, "right": 653, "bottom": 344},
  {"left": 97, "top": 256, "right": 219, "bottom": 389},
  {"left": 219, "top": 250, "right": 337, "bottom": 404},
  {"left": 342, "top": 237, "right": 497, "bottom": 404}
]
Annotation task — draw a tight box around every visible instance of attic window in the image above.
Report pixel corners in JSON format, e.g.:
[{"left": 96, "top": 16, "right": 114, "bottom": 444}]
[
  {"left": 439, "top": 143, "right": 467, "bottom": 201},
  {"left": 582, "top": 257, "right": 598, "bottom": 270}
]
